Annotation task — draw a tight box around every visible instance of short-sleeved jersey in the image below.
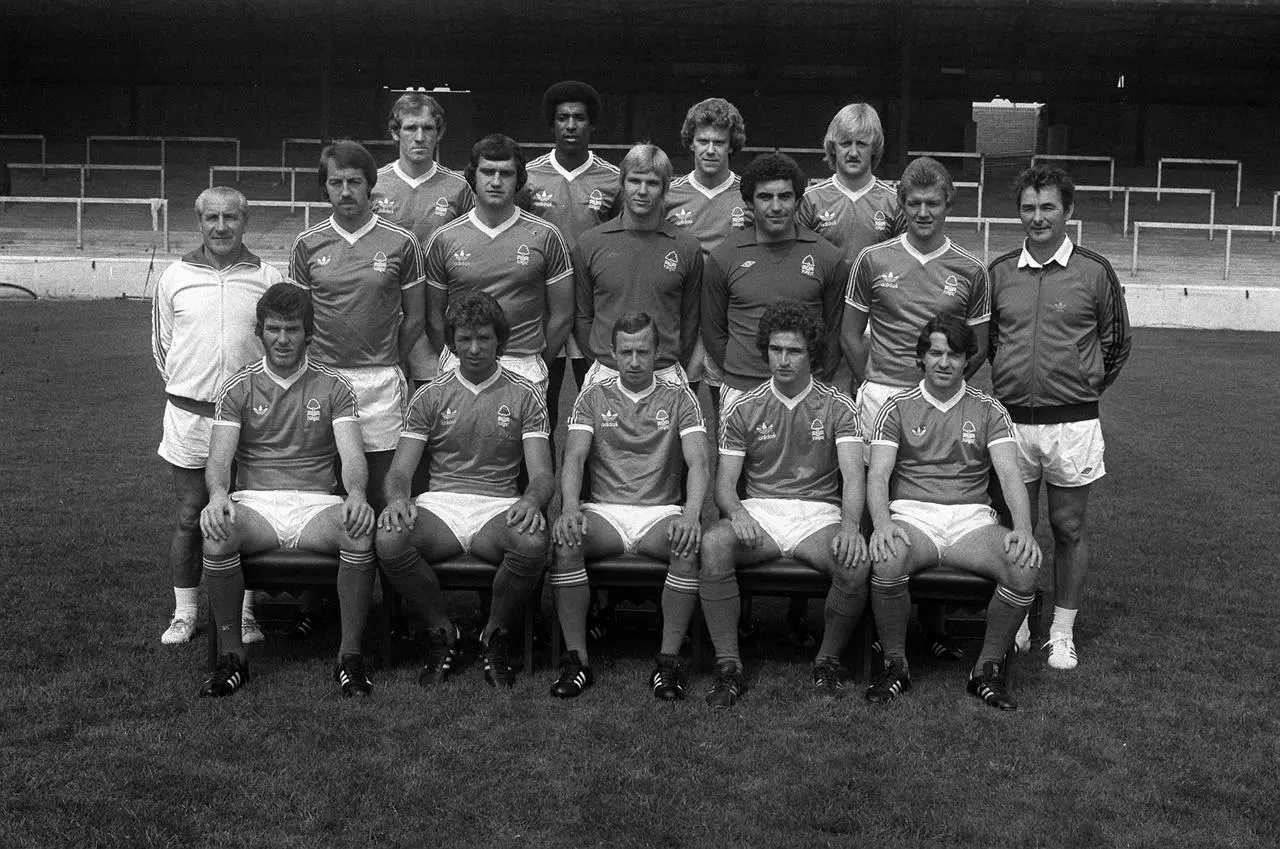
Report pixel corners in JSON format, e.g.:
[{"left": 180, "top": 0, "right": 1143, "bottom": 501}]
[
  {"left": 871, "top": 382, "right": 1014, "bottom": 505},
  {"left": 401, "top": 367, "right": 550, "bottom": 497},
  {"left": 371, "top": 161, "right": 475, "bottom": 245},
  {"left": 720, "top": 378, "right": 861, "bottom": 506},
  {"left": 702, "top": 227, "right": 848, "bottom": 390},
  {"left": 568, "top": 377, "right": 705, "bottom": 505},
  {"left": 572, "top": 219, "right": 703, "bottom": 369},
  {"left": 663, "top": 172, "right": 752, "bottom": 256},
  {"left": 213, "top": 357, "right": 359, "bottom": 493},
  {"left": 521, "top": 151, "right": 620, "bottom": 244},
  {"left": 798, "top": 177, "right": 904, "bottom": 265},
  {"left": 289, "top": 215, "right": 424, "bottom": 369},
  {"left": 847, "top": 235, "right": 990, "bottom": 387},
  {"left": 424, "top": 209, "right": 572, "bottom": 356}
]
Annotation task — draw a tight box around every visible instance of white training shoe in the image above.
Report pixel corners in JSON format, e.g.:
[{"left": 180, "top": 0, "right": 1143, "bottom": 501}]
[
  {"left": 241, "top": 614, "right": 265, "bottom": 645},
  {"left": 161, "top": 616, "right": 196, "bottom": 645},
  {"left": 1014, "top": 617, "right": 1031, "bottom": 654},
  {"left": 1044, "top": 635, "right": 1079, "bottom": 670}
]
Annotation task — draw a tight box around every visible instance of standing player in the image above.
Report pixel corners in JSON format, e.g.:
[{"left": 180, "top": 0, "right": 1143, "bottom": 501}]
[
  {"left": 424, "top": 134, "right": 573, "bottom": 396},
  {"left": 377, "top": 292, "right": 554, "bottom": 688},
  {"left": 290, "top": 141, "right": 424, "bottom": 633},
  {"left": 521, "top": 80, "right": 620, "bottom": 429},
  {"left": 550, "top": 312, "right": 709, "bottom": 700},
  {"left": 988, "top": 165, "right": 1131, "bottom": 670},
  {"left": 574, "top": 143, "right": 702, "bottom": 386},
  {"left": 198, "top": 284, "right": 377, "bottom": 698},
  {"left": 371, "top": 92, "right": 475, "bottom": 384},
  {"left": 664, "top": 96, "right": 750, "bottom": 390},
  {"left": 153, "top": 186, "right": 285, "bottom": 647},
  {"left": 864, "top": 316, "right": 1041, "bottom": 710},
  {"left": 799, "top": 103, "right": 904, "bottom": 267},
  {"left": 699, "top": 302, "right": 869, "bottom": 706},
  {"left": 702, "top": 153, "right": 847, "bottom": 409}
]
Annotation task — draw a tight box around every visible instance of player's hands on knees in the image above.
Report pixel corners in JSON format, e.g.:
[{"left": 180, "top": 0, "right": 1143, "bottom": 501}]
[
  {"left": 730, "top": 508, "right": 764, "bottom": 549},
  {"left": 378, "top": 498, "right": 417, "bottom": 533},
  {"left": 553, "top": 508, "right": 587, "bottom": 547},
  {"left": 870, "top": 523, "right": 911, "bottom": 562},
  {"left": 507, "top": 497, "right": 546, "bottom": 535},
  {"left": 1004, "top": 529, "right": 1042, "bottom": 570},
  {"left": 668, "top": 512, "right": 702, "bottom": 560},
  {"left": 200, "top": 494, "right": 235, "bottom": 541},
  {"left": 343, "top": 493, "right": 376, "bottom": 538},
  {"left": 831, "top": 529, "right": 868, "bottom": 570}
]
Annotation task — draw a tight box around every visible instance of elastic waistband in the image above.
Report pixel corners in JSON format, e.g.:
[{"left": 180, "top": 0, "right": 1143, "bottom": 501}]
[
  {"left": 1004, "top": 401, "right": 1099, "bottom": 425},
  {"left": 167, "top": 394, "right": 216, "bottom": 418}
]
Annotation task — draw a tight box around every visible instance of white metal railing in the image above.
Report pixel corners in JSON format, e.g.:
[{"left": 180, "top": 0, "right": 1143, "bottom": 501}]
[
  {"left": 209, "top": 165, "right": 311, "bottom": 212},
  {"left": 85, "top": 135, "right": 239, "bottom": 182},
  {"left": 280, "top": 138, "right": 396, "bottom": 179},
  {"left": 227, "top": 199, "right": 332, "bottom": 230},
  {"left": 1072, "top": 186, "right": 1216, "bottom": 238},
  {"left": 0, "top": 134, "right": 47, "bottom": 175},
  {"left": 1032, "top": 155, "right": 1117, "bottom": 200},
  {"left": 0, "top": 196, "right": 169, "bottom": 250},
  {"left": 1271, "top": 191, "right": 1279, "bottom": 243},
  {"left": 5, "top": 162, "right": 165, "bottom": 199},
  {"left": 1130, "top": 221, "right": 1278, "bottom": 280},
  {"left": 1157, "top": 157, "right": 1242, "bottom": 207},
  {"left": 949, "top": 216, "right": 1082, "bottom": 264}
]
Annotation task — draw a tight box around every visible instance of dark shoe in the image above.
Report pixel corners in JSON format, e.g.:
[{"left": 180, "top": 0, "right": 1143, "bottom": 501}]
[
  {"left": 705, "top": 660, "right": 748, "bottom": 708},
  {"left": 199, "top": 653, "right": 249, "bottom": 698},
  {"left": 419, "top": 625, "right": 461, "bottom": 687},
  {"left": 650, "top": 653, "right": 686, "bottom": 702},
  {"left": 334, "top": 654, "right": 373, "bottom": 698},
  {"left": 926, "top": 631, "right": 969, "bottom": 662},
  {"left": 549, "top": 650, "right": 593, "bottom": 698},
  {"left": 865, "top": 658, "right": 911, "bottom": 703},
  {"left": 288, "top": 610, "right": 325, "bottom": 640},
  {"left": 812, "top": 658, "right": 845, "bottom": 696},
  {"left": 968, "top": 661, "right": 1017, "bottom": 711},
  {"left": 482, "top": 629, "right": 515, "bottom": 688}
]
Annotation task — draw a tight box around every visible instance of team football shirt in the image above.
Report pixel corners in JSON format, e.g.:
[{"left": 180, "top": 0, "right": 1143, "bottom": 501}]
[
  {"left": 720, "top": 378, "right": 861, "bottom": 506},
  {"left": 871, "top": 381, "right": 1014, "bottom": 505},
  {"left": 663, "top": 171, "right": 752, "bottom": 256},
  {"left": 847, "top": 235, "right": 990, "bottom": 387},
  {"left": 371, "top": 161, "right": 475, "bottom": 245},
  {"left": 213, "top": 357, "right": 359, "bottom": 493},
  {"left": 572, "top": 219, "right": 703, "bottom": 368},
  {"left": 702, "top": 227, "right": 847, "bottom": 390},
  {"left": 568, "top": 376, "right": 705, "bottom": 505},
  {"left": 424, "top": 209, "right": 573, "bottom": 356},
  {"left": 798, "top": 177, "right": 904, "bottom": 265},
  {"left": 401, "top": 367, "right": 550, "bottom": 497},
  {"left": 289, "top": 215, "right": 424, "bottom": 368},
  {"left": 521, "top": 151, "right": 620, "bottom": 244}
]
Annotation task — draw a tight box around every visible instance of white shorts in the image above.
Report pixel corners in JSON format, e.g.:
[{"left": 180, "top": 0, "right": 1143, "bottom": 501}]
[
  {"left": 741, "top": 497, "right": 841, "bottom": 558},
  {"left": 1014, "top": 419, "right": 1106, "bottom": 487},
  {"left": 414, "top": 491, "right": 519, "bottom": 554},
  {"left": 889, "top": 499, "right": 999, "bottom": 564},
  {"left": 438, "top": 349, "right": 549, "bottom": 397},
  {"left": 333, "top": 365, "right": 408, "bottom": 452},
  {"left": 719, "top": 384, "right": 745, "bottom": 411},
  {"left": 231, "top": 490, "right": 342, "bottom": 549},
  {"left": 158, "top": 402, "right": 212, "bottom": 469},
  {"left": 584, "top": 503, "right": 683, "bottom": 554},
  {"left": 689, "top": 340, "right": 719, "bottom": 387},
  {"left": 856, "top": 380, "right": 909, "bottom": 444},
  {"left": 583, "top": 360, "right": 688, "bottom": 389}
]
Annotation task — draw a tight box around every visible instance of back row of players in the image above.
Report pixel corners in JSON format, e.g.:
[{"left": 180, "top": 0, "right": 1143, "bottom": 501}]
[{"left": 152, "top": 81, "right": 1130, "bottom": 709}]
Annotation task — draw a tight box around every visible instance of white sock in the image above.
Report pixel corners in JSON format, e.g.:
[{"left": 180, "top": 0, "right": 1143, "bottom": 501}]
[
  {"left": 173, "top": 586, "right": 199, "bottom": 620},
  {"left": 241, "top": 590, "right": 256, "bottom": 620},
  {"left": 1050, "top": 606, "right": 1077, "bottom": 640}
]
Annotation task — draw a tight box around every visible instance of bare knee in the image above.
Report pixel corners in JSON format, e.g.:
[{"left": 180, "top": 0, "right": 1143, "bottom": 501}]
[
  {"left": 698, "top": 522, "right": 738, "bottom": 581},
  {"left": 375, "top": 525, "right": 414, "bottom": 560},
  {"left": 507, "top": 526, "right": 548, "bottom": 558},
  {"left": 1048, "top": 508, "right": 1087, "bottom": 547}
]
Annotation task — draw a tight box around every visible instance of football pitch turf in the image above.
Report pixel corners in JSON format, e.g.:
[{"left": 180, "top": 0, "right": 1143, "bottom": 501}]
[{"left": 2, "top": 300, "right": 1277, "bottom": 848}]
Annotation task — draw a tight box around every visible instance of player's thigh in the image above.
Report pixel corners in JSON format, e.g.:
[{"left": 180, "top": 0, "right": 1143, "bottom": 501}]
[
  {"left": 942, "top": 524, "right": 1020, "bottom": 583},
  {"left": 873, "top": 520, "right": 941, "bottom": 579},
  {"left": 792, "top": 523, "right": 872, "bottom": 585},
  {"left": 633, "top": 516, "right": 679, "bottom": 563},
  {"left": 214, "top": 502, "right": 281, "bottom": 556},
  {"left": 295, "top": 504, "right": 370, "bottom": 553},
  {"left": 568, "top": 515, "right": 626, "bottom": 562},
  {"left": 378, "top": 506, "right": 465, "bottom": 562},
  {"left": 471, "top": 511, "right": 546, "bottom": 563}
]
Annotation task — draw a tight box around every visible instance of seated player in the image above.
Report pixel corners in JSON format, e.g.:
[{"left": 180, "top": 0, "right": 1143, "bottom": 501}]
[
  {"left": 198, "top": 283, "right": 378, "bottom": 698},
  {"left": 864, "top": 315, "right": 1041, "bottom": 711},
  {"left": 698, "top": 302, "right": 870, "bottom": 706},
  {"left": 377, "top": 291, "right": 553, "bottom": 688},
  {"left": 549, "top": 312, "right": 709, "bottom": 700}
]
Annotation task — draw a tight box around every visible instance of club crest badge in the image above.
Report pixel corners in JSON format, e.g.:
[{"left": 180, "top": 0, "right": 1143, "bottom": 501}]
[
  {"left": 874, "top": 210, "right": 890, "bottom": 232},
  {"left": 497, "top": 404, "right": 512, "bottom": 428},
  {"left": 587, "top": 189, "right": 606, "bottom": 212},
  {"left": 663, "top": 251, "right": 679, "bottom": 273},
  {"left": 305, "top": 398, "right": 321, "bottom": 423},
  {"left": 433, "top": 197, "right": 451, "bottom": 217},
  {"left": 962, "top": 421, "right": 977, "bottom": 446},
  {"left": 516, "top": 244, "right": 531, "bottom": 266},
  {"left": 372, "top": 251, "right": 389, "bottom": 274},
  {"left": 810, "top": 417, "right": 825, "bottom": 442},
  {"left": 655, "top": 409, "right": 670, "bottom": 431},
  {"left": 800, "top": 254, "right": 816, "bottom": 278},
  {"left": 731, "top": 206, "right": 747, "bottom": 228},
  {"left": 943, "top": 275, "right": 959, "bottom": 297}
]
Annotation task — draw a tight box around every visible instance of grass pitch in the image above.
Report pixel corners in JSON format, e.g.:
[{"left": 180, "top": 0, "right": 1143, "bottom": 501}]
[{"left": 1, "top": 301, "right": 1277, "bottom": 848}]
